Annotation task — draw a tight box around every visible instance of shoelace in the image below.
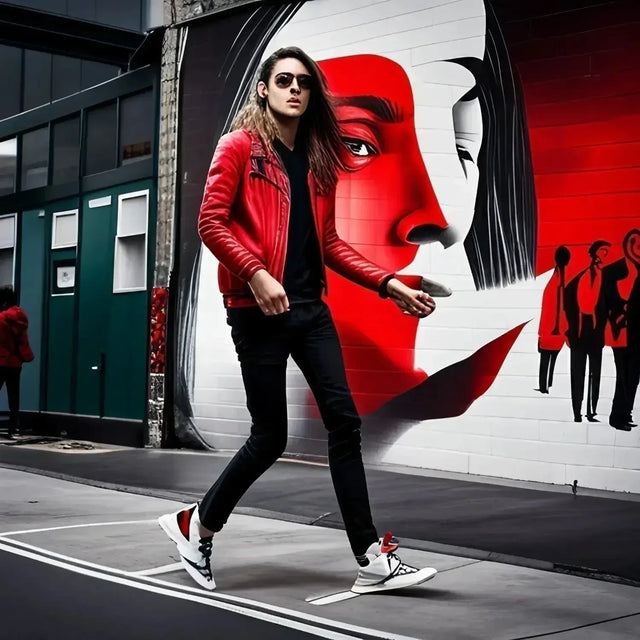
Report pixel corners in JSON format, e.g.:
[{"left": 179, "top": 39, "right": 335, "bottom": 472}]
[
  {"left": 385, "top": 551, "right": 418, "bottom": 576},
  {"left": 198, "top": 537, "right": 213, "bottom": 558},
  {"left": 198, "top": 537, "right": 213, "bottom": 577}
]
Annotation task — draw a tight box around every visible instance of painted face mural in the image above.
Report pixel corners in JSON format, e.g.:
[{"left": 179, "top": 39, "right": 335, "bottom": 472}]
[
  {"left": 175, "top": 0, "right": 640, "bottom": 491},
  {"left": 191, "top": 0, "right": 537, "bottom": 443}
]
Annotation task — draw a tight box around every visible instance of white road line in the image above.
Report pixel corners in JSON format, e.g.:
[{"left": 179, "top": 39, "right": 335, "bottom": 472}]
[
  {"left": 0, "top": 541, "right": 358, "bottom": 640},
  {"left": 306, "top": 591, "right": 361, "bottom": 606},
  {"left": 0, "top": 519, "right": 156, "bottom": 536},
  {"left": 0, "top": 536, "right": 421, "bottom": 640},
  {"left": 133, "top": 562, "right": 182, "bottom": 576}
]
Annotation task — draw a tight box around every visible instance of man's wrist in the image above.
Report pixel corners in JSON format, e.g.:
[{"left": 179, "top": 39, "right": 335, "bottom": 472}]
[{"left": 379, "top": 274, "right": 396, "bottom": 298}]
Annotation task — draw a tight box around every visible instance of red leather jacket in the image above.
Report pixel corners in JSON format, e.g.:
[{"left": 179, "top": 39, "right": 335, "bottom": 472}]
[
  {"left": 198, "top": 130, "right": 394, "bottom": 308},
  {"left": 0, "top": 306, "right": 34, "bottom": 368}
]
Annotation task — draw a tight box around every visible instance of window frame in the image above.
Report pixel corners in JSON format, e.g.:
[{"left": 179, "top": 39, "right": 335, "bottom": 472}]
[
  {"left": 0, "top": 212, "right": 17, "bottom": 288},
  {"left": 113, "top": 188, "right": 149, "bottom": 294},
  {"left": 51, "top": 208, "right": 79, "bottom": 250}
]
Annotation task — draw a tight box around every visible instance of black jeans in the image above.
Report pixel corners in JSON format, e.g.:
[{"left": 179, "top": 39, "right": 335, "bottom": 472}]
[
  {"left": 0, "top": 366, "right": 21, "bottom": 432},
  {"left": 199, "top": 300, "right": 378, "bottom": 557}
]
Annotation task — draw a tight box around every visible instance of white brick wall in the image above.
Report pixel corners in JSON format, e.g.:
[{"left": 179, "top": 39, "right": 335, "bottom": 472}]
[{"left": 191, "top": 0, "right": 640, "bottom": 494}]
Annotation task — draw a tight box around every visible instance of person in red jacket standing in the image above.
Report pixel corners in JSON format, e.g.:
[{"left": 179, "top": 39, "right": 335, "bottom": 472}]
[
  {"left": 0, "top": 287, "right": 34, "bottom": 439},
  {"left": 159, "top": 46, "right": 439, "bottom": 593}
]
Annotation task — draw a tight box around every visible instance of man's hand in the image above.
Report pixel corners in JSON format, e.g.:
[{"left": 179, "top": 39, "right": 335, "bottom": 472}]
[
  {"left": 386, "top": 278, "right": 435, "bottom": 318},
  {"left": 249, "top": 269, "right": 290, "bottom": 315}
]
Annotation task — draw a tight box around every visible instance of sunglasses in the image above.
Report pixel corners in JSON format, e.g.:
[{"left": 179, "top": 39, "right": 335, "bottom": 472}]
[{"left": 273, "top": 72, "right": 313, "bottom": 90}]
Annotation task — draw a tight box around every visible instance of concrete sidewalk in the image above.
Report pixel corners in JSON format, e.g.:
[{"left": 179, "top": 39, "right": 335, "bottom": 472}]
[
  {"left": 1, "top": 437, "right": 640, "bottom": 587},
  {"left": 2, "top": 467, "right": 639, "bottom": 640}
]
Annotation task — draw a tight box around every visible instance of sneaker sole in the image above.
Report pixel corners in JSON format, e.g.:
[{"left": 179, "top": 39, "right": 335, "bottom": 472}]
[
  {"left": 352, "top": 567, "right": 437, "bottom": 594},
  {"left": 180, "top": 555, "right": 216, "bottom": 591},
  {"left": 157, "top": 513, "right": 201, "bottom": 564}
]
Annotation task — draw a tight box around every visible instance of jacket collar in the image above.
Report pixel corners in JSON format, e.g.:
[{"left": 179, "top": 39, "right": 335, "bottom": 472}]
[{"left": 246, "top": 129, "right": 321, "bottom": 197}]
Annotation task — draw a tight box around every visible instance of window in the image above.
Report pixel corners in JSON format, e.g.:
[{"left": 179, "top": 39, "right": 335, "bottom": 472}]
[
  {"left": 113, "top": 190, "right": 148, "bottom": 292},
  {"left": 52, "top": 116, "right": 80, "bottom": 184},
  {"left": 96, "top": 1, "right": 142, "bottom": 31},
  {"left": 52, "top": 209, "right": 78, "bottom": 249},
  {"left": 0, "top": 214, "right": 16, "bottom": 287},
  {"left": 84, "top": 102, "right": 117, "bottom": 175},
  {"left": 23, "top": 50, "right": 52, "bottom": 111},
  {"left": 81, "top": 60, "right": 119, "bottom": 90},
  {"left": 52, "top": 55, "right": 82, "bottom": 101},
  {"left": 0, "top": 45, "right": 22, "bottom": 120},
  {"left": 15, "top": 0, "right": 66, "bottom": 12},
  {"left": 119, "top": 90, "right": 153, "bottom": 166},
  {"left": 0, "top": 138, "right": 17, "bottom": 196},
  {"left": 21, "top": 126, "right": 49, "bottom": 190}
]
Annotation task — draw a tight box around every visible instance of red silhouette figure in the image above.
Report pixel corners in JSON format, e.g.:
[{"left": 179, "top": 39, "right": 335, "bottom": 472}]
[{"left": 538, "top": 245, "right": 570, "bottom": 394}]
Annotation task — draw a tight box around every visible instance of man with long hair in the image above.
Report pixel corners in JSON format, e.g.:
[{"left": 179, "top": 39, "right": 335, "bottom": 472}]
[{"left": 159, "top": 47, "right": 438, "bottom": 592}]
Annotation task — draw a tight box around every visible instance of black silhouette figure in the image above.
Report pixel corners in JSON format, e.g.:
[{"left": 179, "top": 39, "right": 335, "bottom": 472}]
[
  {"left": 564, "top": 241, "right": 611, "bottom": 422},
  {"left": 538, "top": 246, "right": 571, "bottom": 393},
  {"left": 603, "top": 229, "right": 640, "bottom": 431}
]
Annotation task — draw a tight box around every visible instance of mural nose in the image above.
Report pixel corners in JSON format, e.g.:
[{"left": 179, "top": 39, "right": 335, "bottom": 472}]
[
  {"left": 407, "top": 224, "right": 457, "bottom": 247},
  {"left": 396, "top": 206, "right": 451, "bottom": 247}
]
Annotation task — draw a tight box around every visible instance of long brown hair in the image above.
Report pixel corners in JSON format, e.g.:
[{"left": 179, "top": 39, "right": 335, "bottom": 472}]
[{"left": 232, "top": 46, "right": 345, "bottom": 194}]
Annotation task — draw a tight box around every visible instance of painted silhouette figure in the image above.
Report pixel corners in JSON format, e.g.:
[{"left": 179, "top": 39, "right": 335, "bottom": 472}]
[
  {"left": 564, "top": 241, "right": 611, "bottom": 422},
  {"left": 603, "top": 229, "right": 640, "bottom": 431},
  {"left": 538, "top": 246, "right": 571, "bottom": 394}
]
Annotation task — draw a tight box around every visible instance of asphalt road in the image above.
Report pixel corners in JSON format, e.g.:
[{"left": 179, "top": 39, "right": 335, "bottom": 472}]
[
  {"left": 2, "top": 467, "right": 639, "bottom": 640},
  {"left": 0, "top": 551, "right": 332, "bottom": 640}
]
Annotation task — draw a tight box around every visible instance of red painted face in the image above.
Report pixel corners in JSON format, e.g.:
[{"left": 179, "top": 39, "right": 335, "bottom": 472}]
[
  {"left": 320, "top": 55, "right": 448, "bottom": 271},
  {"left": 318, "top": 55, "right": 449, "bottom": 414}
]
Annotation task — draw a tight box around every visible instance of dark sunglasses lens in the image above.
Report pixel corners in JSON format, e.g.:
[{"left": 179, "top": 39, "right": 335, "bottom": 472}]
[
  {"left": 297, "top": 74, "right": 312, "bottom": 89},
  {"left": 275, "top": 73, "right": 293, "bottom": 88}
]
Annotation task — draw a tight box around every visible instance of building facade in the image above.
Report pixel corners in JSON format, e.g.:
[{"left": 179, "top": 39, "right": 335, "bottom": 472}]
[{"left": 0, "top": 0, "right": 164, "bottom": 445}]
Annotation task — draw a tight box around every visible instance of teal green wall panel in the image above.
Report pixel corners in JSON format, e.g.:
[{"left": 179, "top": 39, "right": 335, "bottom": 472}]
[
  {"left": 45, "top": 198, "right": 79, "bottom": 414},
  {"left": 19, "top": 209, "right": 46, "bottom": 410},
  {"left": 76, "top": 179, "right": 154, "bottom": 420},
  {"left": 105, "top": 291, "right": 148, "bottom": 419},
  {"left": 46, "top": 248, "right": 76, "bottom": 412},
  {"left": 75, "top": 194, "right": 116, "bottom": 416}
]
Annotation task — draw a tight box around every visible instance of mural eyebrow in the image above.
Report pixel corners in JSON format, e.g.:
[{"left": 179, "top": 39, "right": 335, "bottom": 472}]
[{"left": 334, "top": 96, "right": 403, "bottom": 122}]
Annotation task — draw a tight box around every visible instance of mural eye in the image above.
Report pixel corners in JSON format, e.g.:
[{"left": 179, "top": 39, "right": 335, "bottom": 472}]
[
  {"left": 456, "top": 144, "right": 473, "bottom": 163},
  {"left": 343, "top": 138, "right": 378, "bottom": 157}
]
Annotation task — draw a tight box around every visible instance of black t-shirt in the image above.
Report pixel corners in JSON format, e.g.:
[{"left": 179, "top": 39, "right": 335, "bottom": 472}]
[{"left": 274, "top": 137, "right": 323, "bottom": 303}]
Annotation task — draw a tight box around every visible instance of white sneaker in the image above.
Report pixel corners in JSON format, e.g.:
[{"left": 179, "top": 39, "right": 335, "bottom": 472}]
[
  {"left": 158, "top": 503, "right": 215, "bottom": 590},
  {"left": 352, "top": 532, "right": 437, "bottom": 594}
]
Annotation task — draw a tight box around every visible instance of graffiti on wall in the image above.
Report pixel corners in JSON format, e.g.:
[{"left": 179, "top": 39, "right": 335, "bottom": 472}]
[
  {"left": 174, "top": 0, "right": 640, "bottom": 470},
  {"left": 538, "top": 230, "right": 640, "bottom": 430}
]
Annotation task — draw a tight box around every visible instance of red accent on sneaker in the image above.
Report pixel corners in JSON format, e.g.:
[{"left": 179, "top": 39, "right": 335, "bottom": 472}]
[
  {"left": 381, "top": 531, "right": 399, "bottom": 554},
  {"left": 178, "top": 508, "right": 193, "bottom": 539}
]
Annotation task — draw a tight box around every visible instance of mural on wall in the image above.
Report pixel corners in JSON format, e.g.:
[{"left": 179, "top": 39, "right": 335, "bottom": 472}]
[
  {"left": 174, "top": 0, "right": 640, "bottom": 487},
  {"left": 538, "top": 231, "right": 640, "bottom": 430}
]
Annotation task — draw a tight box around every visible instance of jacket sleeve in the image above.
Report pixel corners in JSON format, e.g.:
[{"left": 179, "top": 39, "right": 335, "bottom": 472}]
[
  {"left": 322, "top": 190, "right": 395, "bottom": 296},
  {"left": 4, "top": 307, "right": 34, "bottom": 363},
  {"left": 198, "top": 131, "right": 266, "bottom": 283}
]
